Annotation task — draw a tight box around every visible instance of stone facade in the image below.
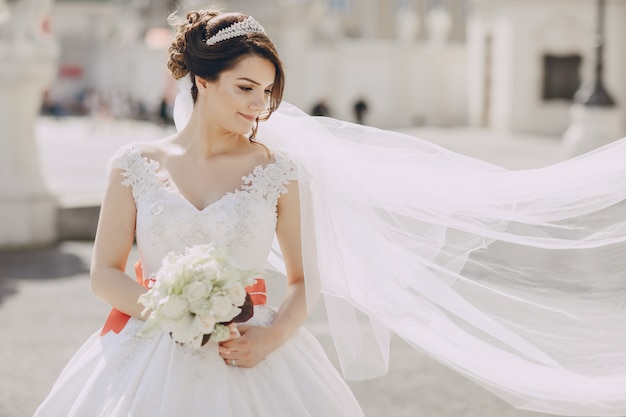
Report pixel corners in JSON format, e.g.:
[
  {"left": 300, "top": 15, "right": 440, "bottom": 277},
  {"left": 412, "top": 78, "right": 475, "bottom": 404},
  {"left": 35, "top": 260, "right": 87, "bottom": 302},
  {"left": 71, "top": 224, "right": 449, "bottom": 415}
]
[
  {"left": 0, "top": 0, "right": 59, "bottom": 247},
  {"left": 468, "top": 0, "right": 625, "bottom": 136},
  {"left": 46, "top": 0, "right": 468, "bottom": 127}
]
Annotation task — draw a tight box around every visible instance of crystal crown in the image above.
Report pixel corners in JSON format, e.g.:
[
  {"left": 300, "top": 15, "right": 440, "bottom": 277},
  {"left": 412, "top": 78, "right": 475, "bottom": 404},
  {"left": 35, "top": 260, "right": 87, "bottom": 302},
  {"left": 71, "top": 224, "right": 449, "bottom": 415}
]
[{"left": 206, "top": 16, "right": 266, "bottom": 46}]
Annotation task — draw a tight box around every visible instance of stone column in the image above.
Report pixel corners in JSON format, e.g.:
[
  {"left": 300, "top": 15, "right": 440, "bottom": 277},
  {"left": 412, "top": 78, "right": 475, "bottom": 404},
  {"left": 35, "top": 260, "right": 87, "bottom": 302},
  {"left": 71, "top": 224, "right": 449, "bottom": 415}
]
[
  {"left": 426, "top": 3, "right": 452, "bottom": 46},
  {"left": 0, "top": 39, "right": 59, "bottom": 247},
  {"left": 395, "top": 4, "right": 419, "bottom": 43},
  {"left": 361, "top": 0, "right": 379, "bottom": 38},
  {"left": 0, "top": 0, "right": 8, "bottom": 24}
]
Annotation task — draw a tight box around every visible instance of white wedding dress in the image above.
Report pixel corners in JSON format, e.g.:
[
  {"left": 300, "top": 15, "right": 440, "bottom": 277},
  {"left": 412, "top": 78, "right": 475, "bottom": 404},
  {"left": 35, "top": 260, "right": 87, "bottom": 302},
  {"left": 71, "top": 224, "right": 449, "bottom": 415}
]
[{"left": 34, "top": 143, "right": 365, "bottom": 417}]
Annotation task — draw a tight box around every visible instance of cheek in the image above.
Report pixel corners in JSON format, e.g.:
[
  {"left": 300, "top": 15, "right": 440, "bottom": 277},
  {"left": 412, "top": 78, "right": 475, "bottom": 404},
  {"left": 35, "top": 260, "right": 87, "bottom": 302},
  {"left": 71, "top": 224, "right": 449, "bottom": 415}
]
[{"left": 221, "top": 88, "right": 244, "bottom": 106}]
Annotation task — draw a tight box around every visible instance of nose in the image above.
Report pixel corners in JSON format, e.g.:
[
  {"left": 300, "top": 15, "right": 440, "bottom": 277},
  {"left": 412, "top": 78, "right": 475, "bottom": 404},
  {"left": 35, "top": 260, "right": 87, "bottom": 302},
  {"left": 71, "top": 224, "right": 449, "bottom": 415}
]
[{"left": 249, "top": 92, "right": 266, "bottom": 112}]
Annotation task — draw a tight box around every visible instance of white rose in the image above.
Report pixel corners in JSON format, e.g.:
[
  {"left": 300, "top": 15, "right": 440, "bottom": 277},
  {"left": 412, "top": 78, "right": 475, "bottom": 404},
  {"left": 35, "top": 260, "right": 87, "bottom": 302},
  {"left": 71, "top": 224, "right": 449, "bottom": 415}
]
[
  {"left": 182, "top": 280, "right": 212, "bottom": 304},
  {"left": 159, "top": 318, "right": 177, "bottom": 335},
  {"left": 137, "top": 291, "right": 154, "bottom": 309},
  {"left": 188, "top": 299, "right": 211, "bottom": 317},
  {"left": 158, "top": 294, "right": 189, "bottom": 320},
  {"left": 224, "top": 283, "right": 247, "bottom": 306},
  {"left": 228, "top": 305, "right": 242, "bottom": 321},
  {"left": 241, "top": 273, "right": 256, "bottom": 288},
  {"left": 210, "top": 294, "right": 236, "bottom": 322},
  {"left": 182, "top": 263, "right": 200, "bottom": 283},
  {"left": 170, "top": 271, "right": 188, "bottom": 294},
  {"left": 167, "top": 314, "right": 201, "bottom": 345},
  {"left": 140, "top": 283, "right": 169, "bottom": 308},
  {"left": 137, "top": 312, "right": 161, "bottom": 338},
  {"left": 198, "top": 261, "right": 220, "bottom": 281},
  {"left": 217, "top": 267, "right": 237, "bottom": 283},
  {"left": 197, "top": 314, "right": 217, "bottom": 334}
]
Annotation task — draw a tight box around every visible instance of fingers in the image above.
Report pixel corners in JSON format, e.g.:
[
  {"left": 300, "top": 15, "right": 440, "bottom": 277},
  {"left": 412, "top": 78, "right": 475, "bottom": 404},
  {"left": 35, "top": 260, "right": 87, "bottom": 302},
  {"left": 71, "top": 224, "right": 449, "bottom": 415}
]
[
  {"left": 236, "top": 324, "right": 250, "bottom": 334},
  {"left": 218, "top": 343, "right": 239, "bottom": 366},
  {"left": 220, "top": 350, "right": 253, "bottom": 368},
  {"left": 218, "top": 325, "right": 243, "bottom": 363},
  {"left": 219, "top": 329, "right": 253, "bottom": 368},
  {"left": 218, "top": 325, "right": 241, "bottom": 352},
  {"left": 227, "top": 323, "right": 241, "bottom": 339},
  {"left": 223, "top": 357, "right": 253, "bottom": 368},
  {"left": 218, "top": 325, "right": 264, "bottom": 368}
]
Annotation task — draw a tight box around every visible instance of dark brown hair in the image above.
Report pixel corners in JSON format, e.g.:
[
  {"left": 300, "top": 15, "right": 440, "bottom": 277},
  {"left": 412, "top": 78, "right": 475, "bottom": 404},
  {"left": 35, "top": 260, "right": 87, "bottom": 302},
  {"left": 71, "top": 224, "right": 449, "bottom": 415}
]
[{"left": 167, "top": 10, "right": 285, "bottom": 140}]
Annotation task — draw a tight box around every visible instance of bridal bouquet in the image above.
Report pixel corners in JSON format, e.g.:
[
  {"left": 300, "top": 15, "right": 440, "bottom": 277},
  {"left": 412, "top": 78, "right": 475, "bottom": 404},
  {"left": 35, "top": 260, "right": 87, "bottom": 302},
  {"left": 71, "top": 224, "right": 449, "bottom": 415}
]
[{"left": 138, "top": 244, "right": 257, "bottom": 348}]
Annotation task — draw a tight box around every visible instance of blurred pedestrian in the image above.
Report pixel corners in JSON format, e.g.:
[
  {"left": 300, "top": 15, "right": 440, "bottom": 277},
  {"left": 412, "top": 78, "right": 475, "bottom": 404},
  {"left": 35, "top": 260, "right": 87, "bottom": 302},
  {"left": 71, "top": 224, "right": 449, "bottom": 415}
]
[{"left": 353, "top": 97, "right": 368, "bottom": 124}]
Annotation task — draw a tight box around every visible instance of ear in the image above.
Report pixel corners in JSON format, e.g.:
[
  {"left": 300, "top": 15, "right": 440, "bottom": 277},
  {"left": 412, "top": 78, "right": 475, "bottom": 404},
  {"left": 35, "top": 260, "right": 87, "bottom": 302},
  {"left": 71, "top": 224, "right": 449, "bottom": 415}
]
[{"left": 195, "top": 76, "right": 209, "bottom": 91}]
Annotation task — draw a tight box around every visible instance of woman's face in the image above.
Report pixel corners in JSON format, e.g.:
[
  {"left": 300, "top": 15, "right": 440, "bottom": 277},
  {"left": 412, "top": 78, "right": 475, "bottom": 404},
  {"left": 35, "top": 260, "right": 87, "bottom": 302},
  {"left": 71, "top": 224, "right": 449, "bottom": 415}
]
[{"left": 202, "top": 55, "right": 276, "bottom": 135}]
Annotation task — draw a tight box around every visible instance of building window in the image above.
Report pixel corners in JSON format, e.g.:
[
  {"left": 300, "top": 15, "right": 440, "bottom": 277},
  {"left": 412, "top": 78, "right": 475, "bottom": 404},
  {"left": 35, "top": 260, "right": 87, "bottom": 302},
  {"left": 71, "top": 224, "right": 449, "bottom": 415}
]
[{"left": 542, "top": 54, "right": 582, "bottom": 101}]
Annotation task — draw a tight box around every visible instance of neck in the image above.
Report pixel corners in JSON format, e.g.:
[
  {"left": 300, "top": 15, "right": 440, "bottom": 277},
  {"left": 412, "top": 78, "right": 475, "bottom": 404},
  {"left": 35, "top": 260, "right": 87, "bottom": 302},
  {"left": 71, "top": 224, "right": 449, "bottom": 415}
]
[{"left": 175, "top": 108, "right": 246, "bottom": 159}]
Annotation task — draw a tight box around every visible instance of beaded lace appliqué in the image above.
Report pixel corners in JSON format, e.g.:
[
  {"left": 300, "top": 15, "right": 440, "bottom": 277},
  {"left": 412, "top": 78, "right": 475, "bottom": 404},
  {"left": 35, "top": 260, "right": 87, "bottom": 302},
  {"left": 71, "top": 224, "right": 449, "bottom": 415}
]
[
  {"left": 240, "top": 156, "right": 296, "bottom": 209},
  {"left": 107, "top": 143, "right": 167, "bottom": 205},
  {"left": 106, "top": 143, "right": 297, "bottom": 249}
]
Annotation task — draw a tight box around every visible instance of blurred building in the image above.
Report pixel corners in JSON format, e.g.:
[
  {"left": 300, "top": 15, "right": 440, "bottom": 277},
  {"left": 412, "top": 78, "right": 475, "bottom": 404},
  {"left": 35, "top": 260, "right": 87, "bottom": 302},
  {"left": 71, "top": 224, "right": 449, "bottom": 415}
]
[
  {"left": 468, "top": 0, "right": 626, "bottom": 136},
  {"left": 49, "top": 0, "right": 177, "bottom": 119},
  {"left": 46, "top": 0, "right": 625, "bottom": 134}
]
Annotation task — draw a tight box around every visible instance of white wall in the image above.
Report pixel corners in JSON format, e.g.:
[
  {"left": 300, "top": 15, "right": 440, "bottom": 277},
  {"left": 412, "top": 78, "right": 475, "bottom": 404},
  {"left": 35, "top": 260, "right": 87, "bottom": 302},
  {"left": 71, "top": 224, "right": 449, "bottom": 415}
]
[
  {"left": 51, "top": 2, "right": 172, "bottom": 113},
  {"left": 282, "top": 40, "right": 467, "bottom": 128},
  {"left": 469, "top": 0, "right": 626, "bottom": 136},
  {"left": 47, "top": 0, "right": 469, "bottom": 128},
  {"left": 508, "top": 4, "right": 593, "bottom": 135},
  {"left": 607, "top": 0, "right": 626, "bottom": 134}
]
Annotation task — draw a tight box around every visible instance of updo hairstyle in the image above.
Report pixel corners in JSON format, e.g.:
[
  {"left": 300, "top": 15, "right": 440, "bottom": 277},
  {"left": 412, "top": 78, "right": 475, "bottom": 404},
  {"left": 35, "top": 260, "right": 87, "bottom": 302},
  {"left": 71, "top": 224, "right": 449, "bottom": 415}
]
[{"left": 167, "top": 10, "right": 285, "bottom": 138}]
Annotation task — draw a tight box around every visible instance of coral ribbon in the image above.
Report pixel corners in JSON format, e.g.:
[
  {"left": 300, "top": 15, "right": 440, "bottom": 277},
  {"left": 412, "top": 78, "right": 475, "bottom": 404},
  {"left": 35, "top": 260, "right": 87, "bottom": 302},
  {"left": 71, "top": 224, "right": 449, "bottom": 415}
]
[{"left": 100, "top": 261, "right": 267, "bottom": 336}]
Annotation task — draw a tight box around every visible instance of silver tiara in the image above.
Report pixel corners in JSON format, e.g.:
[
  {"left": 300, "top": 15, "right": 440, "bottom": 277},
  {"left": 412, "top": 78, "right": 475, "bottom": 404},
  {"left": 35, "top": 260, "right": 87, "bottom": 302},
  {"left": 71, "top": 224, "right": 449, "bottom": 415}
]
[{"left": 205, "top": 16, "right": 266, "bottom": 46}]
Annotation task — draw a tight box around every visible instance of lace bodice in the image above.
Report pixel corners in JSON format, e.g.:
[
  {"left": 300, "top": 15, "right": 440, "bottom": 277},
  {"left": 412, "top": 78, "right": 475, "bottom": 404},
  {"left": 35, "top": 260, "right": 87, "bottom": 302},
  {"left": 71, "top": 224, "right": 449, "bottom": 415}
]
[{"left": 107, "top": 143, "right": 297, "bottom": 277}]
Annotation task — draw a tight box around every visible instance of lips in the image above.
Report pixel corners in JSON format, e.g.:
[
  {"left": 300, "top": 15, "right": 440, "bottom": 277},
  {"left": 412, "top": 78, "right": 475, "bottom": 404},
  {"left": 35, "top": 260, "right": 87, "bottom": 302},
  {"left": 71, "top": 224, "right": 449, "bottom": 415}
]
[{"left": 238, "top": 113, "right": 256, "bottom": 122}]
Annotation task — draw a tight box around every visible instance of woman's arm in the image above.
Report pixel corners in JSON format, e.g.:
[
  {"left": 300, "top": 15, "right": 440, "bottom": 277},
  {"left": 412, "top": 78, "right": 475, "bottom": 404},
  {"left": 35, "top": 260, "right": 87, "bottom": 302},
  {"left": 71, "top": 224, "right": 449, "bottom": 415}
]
[
  {"left": 90, "top": 167, "right": 149, "bottom": 319},
  {"left": 219, "top": 179, "right": 308, "bottom": 367},
  {"left": 264, "top": 178, "right": 308, "bottom": 342}
]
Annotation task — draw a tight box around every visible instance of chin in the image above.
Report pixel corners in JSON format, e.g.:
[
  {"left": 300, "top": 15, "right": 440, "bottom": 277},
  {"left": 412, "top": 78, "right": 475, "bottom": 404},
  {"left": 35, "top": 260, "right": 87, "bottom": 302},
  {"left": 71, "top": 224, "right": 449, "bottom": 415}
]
[
  {"left": 230, "top": 123, "right": 254, "bottom": 136},
  {"left": 229, "top": 127, "right": 251, "bottom": 136}
]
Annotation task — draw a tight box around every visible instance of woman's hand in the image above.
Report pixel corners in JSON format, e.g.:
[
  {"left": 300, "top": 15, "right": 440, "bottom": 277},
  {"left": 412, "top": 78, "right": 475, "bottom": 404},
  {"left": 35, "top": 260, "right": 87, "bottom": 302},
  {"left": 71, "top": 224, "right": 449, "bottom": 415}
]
[{"left": 218, "top": 324, "right": 282, "bottom": 368}]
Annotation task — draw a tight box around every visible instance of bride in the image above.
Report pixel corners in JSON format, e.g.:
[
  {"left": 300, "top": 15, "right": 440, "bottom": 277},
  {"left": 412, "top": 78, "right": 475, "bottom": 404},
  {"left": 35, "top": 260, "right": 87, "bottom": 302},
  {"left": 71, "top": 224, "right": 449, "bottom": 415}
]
[
  {"left": 34, "top": 9, "right": 364, "bottom": 417},
  {"left": 35, "top": 8, "right": 626, "bottom": 417}
]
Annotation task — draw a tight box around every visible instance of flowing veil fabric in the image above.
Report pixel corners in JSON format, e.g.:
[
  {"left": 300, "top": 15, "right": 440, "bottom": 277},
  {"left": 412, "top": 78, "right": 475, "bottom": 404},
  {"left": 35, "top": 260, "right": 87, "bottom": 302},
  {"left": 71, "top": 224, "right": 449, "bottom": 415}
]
[{"left": 175, "top": 77, "right": 626, "bottom": 416}]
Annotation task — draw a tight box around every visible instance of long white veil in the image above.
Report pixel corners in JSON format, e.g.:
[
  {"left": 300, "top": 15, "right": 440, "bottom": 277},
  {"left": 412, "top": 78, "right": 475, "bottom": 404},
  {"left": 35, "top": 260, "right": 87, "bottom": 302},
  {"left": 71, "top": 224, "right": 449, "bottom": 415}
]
[{"left": 175, "top": 76, "right": 626, "bottom": 416}]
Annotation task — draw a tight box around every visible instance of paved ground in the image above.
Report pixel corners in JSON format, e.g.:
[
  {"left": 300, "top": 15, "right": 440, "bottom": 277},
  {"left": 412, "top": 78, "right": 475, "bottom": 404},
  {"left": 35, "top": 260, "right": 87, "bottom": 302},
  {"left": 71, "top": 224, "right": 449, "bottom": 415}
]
[{"left": 0, "top": 116, "right": 566, "bottom": 417}]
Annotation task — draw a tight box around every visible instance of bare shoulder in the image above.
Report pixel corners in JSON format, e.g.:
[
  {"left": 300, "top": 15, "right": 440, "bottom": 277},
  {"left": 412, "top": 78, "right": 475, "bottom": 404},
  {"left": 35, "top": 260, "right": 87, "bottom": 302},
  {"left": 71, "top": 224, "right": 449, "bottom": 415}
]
[
  {"left": 239, "top": 141, "right": 274, "bottom": 166},
  {"left": 139, "top": 135, "right": 178, "bottom": 161}
]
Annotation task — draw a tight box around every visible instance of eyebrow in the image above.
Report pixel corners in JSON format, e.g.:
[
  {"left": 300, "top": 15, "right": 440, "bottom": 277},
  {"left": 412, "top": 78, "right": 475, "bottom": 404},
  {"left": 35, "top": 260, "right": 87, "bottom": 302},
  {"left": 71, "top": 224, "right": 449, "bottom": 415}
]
[
  {"left": 237, "top": 77, "right": 261, "bottom": 85},
  {"left": 236, "top": 77, "right": 273, "bottom": 88}
]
